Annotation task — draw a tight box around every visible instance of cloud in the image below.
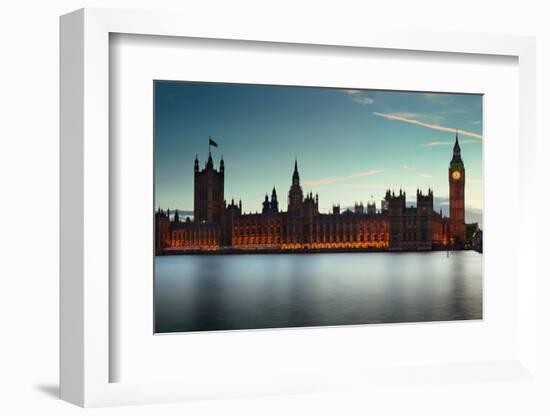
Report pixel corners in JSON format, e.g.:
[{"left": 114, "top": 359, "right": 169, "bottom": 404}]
[
  {"left": 165, "top": 209, "right": 194, "bottom": 221},
  {"left": 420, "top": 141, "right": 453, "bottom": 147},
  {"left": 402, "top": 165, "right": 416, "bottom": 170},
  {"left": 431, "top": 197, "right": 483, "bottom": 224},
  {"left": 352, "top": 96, "right": 374, "bottom": 105},
  {"left": 422, "top": 93, "right": 455, "bottom": 105},
  {"left": 341, "top": 183, "right": 386, "bottom": 189},
  {"left": 385, "top": 110, "right": 469, "bottom": 125},
  {"left": 395, "top": 112, "right": 447, "bottom": 124},
  {"left": 343, "top": 89, "right": 374, "bottom": 105},
  {"left": 392, "top": 112, "right": 423, "bottom": 119},
  {"left": 467, "top": 179, "right": 482, "bottom": 184},
  {"left": 465, "top": 207, "right": 483, "bottom": 225},
  {"left": 304, "top": 170, "right": 383, "bottom": 186},
  {"left": 420, "top": 139, "right": 481, "bottom": 147},
  {"left": 418, "top": 173, "right": 435, "bottom": 179},
  {"left": 373, "top": 112, "right": 483, "bottom": 139}
]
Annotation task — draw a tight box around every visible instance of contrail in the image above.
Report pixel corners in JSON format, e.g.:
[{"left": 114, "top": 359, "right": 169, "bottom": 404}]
[
  {"left": 304, "top": 170, "right": 383, "bottom": 186},
  {"left": 373, "top": 112, "right": 483, "bottom": 139},
  {"left": 420, "top": 139, "right": 479, "bottom": 147}
]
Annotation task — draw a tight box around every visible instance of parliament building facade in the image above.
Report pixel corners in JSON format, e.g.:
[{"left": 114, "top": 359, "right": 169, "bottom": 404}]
[{"left": 156, "top": 135, "right": 468, "bottom": 254}]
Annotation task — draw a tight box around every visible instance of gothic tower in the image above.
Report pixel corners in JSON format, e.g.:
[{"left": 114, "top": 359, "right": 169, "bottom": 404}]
[
  {"left": 271, "top": 187, "right": 279, "bottom": 213},
  {"left": 262, "top": 194, "right": 270, "bottom": 213},
  {"left": 288, "top": 159, "right": 304, "bottom": 214},
  {"left": 449, "top": 133, "right": 466, "bottom": 245},
  {"left": 194, "top": 152, "right": 225, "bottom": 223}
]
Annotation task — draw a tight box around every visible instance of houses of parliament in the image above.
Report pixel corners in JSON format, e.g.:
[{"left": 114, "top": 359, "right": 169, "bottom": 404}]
[{"left": 156, "top": 135, "right": 471, "bottom": 254}]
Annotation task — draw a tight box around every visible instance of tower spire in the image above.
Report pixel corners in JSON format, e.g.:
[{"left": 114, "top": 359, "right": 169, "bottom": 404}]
[
  {"left": 292, "top": 158, "right": 300, "bottom": 185},
  {"left": 270, "top": 186, "right": 279, "bottom": 213},
  {"left": 452, "top": 131, "right": 462, "bottom": 163},
  {"left": 206, "top": 153, "right": 213, "bottom": 169},
  {"left": 288, "top": 157, "right": 303, "bottom": 213},
  {"left": 207, "top": 136, "right": 217, "bottom": 168}
]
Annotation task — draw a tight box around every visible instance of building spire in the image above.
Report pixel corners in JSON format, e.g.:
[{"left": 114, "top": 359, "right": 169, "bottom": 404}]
[
  {"left": 206, "top": 152, "right": 214, "bottom": 169},
  {"left": 452, "top": 131, "right": 463, "bottom": 163},
  {"left": 205, "top": 136, "right": 218, "bottom": 169},
  {"left": 292, "top": 158, "right": 300, "bottom": 184}
]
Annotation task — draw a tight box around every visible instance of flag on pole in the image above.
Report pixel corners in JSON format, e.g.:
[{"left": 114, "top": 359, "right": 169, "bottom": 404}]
[{"left": 209, "top": 137, "right": 218, "bottom": 147}]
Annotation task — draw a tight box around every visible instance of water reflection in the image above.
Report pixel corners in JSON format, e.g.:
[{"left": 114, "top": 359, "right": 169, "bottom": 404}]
[{"left": 154, "top": 251, "right": 483, "bottom": 333}]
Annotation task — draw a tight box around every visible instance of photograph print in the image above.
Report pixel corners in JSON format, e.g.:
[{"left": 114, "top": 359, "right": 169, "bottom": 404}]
[{"left": 154, "top": 81, "right": 483, "bottom": 333}]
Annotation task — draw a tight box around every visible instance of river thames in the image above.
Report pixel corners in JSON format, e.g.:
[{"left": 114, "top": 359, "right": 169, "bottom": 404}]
[{"left": 154, "top": 251, "right": 482, "bottom": 333}]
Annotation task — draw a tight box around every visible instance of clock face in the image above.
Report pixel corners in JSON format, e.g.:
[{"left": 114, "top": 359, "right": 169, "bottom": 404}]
[{"left": 452, "top": 170, "right": 461, "bottom": 180}]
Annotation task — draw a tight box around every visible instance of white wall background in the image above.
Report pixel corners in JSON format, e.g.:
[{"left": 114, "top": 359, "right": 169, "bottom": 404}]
[{"left": 1, "top": 1, "right": 548, "bottom": 414}]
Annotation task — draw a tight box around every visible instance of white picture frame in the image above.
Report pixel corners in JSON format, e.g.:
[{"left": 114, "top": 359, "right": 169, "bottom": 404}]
[{"left": 60, "top": 8, "right": 538, "bottom": 407}]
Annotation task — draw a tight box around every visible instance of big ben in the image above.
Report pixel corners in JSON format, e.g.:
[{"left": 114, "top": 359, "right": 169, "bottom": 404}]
[{"left": 449, "top": 133, "right": 466, "bottom": 246}]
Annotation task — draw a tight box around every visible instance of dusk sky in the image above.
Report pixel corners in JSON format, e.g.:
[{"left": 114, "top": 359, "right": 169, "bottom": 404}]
[{"left": 154, "top": 81, "right": 483, "bottom": 223}]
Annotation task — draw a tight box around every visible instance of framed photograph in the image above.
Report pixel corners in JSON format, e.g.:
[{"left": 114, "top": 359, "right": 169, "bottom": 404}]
[
  {"left": 153, "top": 81, "right": 483, "bottom": 334},
  {"left": 60, "top": 8, "right": 538, "bottom": 407}
]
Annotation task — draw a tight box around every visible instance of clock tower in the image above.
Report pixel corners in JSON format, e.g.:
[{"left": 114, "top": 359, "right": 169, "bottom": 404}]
[{"left": 449, "top": 133, "right": 466, "bottom": 246}]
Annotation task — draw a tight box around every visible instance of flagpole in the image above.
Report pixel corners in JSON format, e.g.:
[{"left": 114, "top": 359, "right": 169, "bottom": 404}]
[{"left": 208, "top": 136, "right": 211, "bottom": 155}]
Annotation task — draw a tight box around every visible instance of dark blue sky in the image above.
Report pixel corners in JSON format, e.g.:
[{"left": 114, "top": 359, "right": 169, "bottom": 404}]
[{"left": 154, "top": 81, "right": 482, "bottom": 222}]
